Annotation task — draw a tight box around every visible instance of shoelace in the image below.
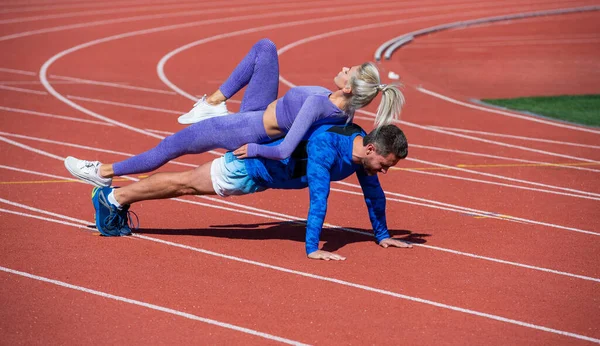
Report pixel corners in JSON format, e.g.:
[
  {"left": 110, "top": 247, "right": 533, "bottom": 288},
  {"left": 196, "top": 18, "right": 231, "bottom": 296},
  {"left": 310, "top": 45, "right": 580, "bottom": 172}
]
[
  {"left": 192, "top": 95, "right": 208, "bottom": 108},
  {"left": 120, "top": 205, "right": 139, "bottom": 232},
  {"left": 103, "top": 211, "right": 121, "bottom": 232},
  {"left": 82, "top": 160, "right": 99, "bottom": 174}
]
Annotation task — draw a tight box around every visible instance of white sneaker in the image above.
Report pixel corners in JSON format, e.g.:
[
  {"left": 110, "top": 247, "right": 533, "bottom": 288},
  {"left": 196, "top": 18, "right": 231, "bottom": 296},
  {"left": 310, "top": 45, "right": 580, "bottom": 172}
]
[
  {"left": 64, "top": 156, "right": 112, "bottom": 187},
  {"left": 178, "top": 95, "right": 229, "bottom": 124}
]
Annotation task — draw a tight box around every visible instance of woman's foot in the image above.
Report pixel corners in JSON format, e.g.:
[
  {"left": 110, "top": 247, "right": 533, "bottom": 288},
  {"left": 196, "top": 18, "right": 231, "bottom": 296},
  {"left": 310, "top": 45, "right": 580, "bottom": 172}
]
[
  {"left": 177, "top": 95, "right": 229, "bottom": 124},
  {"left": 64, "top": 156, "right": 113, "bottom": 187}
]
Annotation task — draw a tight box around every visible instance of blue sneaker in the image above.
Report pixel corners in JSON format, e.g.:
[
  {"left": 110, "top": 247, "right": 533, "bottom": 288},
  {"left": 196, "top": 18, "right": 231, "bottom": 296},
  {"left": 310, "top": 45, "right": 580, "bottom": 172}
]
[{"left": 91, "top": 187, "right": 137, "bottom": 236}]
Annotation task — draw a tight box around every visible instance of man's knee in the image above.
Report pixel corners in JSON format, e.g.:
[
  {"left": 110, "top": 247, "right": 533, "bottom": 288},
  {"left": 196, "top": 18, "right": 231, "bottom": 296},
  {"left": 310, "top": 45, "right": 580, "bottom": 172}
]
[{"left": 185, "top": 162, "right": 215, "bottom": 195}]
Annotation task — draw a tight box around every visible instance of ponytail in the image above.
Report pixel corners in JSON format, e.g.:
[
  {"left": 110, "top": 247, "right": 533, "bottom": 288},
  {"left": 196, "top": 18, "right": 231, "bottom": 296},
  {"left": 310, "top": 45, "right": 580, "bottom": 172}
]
[
  {"left": 375, "top": 84, "right": 405, "bottom": 128},
  {"left": 347, "top": 62, "right": 405, "bottom": 129}
]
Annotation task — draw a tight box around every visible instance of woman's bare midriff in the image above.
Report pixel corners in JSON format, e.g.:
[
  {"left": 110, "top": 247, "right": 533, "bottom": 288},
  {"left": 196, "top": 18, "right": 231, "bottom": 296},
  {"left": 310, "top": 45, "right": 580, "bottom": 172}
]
[{"left": 262, "top": 100, "right": 283, "bottom": 138}]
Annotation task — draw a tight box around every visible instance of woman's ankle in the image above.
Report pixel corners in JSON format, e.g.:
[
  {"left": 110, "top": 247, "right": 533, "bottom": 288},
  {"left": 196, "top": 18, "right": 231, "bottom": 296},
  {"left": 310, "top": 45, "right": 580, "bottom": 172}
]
[
  {"left": 206, "top": 90, "right": 226, "bottom": 105},
  {"left": 99, "top": 164, "right": 114, "bottom": 178}
]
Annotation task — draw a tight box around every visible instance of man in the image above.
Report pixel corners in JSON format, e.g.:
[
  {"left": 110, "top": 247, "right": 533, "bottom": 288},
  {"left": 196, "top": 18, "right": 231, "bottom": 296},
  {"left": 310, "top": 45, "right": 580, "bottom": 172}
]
[{"left": 74, "top": 123, "right": 410, "bottom": 261}]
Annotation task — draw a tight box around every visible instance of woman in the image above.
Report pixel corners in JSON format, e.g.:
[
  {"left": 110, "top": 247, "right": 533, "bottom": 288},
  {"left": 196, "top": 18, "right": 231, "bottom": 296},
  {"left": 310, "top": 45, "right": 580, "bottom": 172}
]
[{"left": 65, "top": 38, "right": 405, "bottom": 188}]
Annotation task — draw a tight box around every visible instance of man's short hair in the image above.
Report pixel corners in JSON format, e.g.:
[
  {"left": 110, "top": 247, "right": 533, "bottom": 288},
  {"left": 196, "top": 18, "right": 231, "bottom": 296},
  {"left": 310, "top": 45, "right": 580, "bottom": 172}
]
[{"left": 363, "top": 125, "right": 408, "bottom": 159}]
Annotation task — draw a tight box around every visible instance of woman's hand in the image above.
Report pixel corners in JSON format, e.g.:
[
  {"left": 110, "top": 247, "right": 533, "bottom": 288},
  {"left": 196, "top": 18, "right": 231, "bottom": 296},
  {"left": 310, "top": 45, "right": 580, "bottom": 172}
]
[{"left": 233, "top": 144, "right": 248, "bottom": 159}]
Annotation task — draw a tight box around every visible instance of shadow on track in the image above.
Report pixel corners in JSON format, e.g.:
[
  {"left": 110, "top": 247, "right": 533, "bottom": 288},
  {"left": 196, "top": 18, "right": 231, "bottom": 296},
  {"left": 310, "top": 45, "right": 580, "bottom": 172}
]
[{"left": 133, "top": 221, "right": 431, "bottom": 251}]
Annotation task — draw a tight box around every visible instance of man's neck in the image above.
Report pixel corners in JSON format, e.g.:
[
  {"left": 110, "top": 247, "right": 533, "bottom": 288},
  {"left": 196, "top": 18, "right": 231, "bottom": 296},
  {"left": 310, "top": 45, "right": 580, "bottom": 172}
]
[{"left": 351, "top": 136, "right": 366, "bottom": 164}]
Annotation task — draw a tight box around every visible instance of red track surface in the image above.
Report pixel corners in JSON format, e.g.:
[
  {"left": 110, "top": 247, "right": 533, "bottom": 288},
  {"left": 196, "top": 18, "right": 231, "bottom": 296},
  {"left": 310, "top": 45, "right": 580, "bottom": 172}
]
[{"left": 1, "top": 0, "right": 599, "bottom": 345}]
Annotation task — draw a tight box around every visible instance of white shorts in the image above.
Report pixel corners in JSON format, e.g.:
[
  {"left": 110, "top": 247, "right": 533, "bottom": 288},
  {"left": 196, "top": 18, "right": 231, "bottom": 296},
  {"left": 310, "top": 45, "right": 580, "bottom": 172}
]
[{"left": 210, "top": 152, "right": 268, "bottom": 197}]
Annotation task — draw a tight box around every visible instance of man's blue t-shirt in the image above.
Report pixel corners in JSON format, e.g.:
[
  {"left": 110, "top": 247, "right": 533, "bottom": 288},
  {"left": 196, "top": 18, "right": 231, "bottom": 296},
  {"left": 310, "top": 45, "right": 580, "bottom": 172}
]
[{"left": 243, "top": 124, "right": 390, "bottom": 254}]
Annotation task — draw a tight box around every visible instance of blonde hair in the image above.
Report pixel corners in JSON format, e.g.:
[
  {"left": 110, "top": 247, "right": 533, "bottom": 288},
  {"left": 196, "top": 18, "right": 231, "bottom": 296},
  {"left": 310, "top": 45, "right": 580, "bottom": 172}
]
[{"left": 346, "top": 62, "right": 405, "bottom": 128}]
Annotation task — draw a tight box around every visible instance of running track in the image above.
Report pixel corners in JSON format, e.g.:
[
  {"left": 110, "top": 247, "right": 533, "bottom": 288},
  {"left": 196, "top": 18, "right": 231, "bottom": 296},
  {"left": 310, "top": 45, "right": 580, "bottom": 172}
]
[{"left": 0, "top": 0, "right": 599, "bottom": 344}]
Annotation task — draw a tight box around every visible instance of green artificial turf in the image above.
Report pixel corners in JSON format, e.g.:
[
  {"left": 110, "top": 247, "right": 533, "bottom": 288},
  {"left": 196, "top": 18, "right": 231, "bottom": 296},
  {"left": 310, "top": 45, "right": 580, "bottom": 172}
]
[{"left": 481, "top": 95, "right": 600, "bottom": 127}]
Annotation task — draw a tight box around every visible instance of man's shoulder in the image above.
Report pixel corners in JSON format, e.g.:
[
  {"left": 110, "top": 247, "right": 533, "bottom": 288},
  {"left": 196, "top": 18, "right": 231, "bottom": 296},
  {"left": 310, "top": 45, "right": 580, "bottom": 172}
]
[
  {"left": 323, "top": 123, "right": 366, "bottom": 137},
  {"left": 309, "top": 123, "right": 366, "bottom": 141}
]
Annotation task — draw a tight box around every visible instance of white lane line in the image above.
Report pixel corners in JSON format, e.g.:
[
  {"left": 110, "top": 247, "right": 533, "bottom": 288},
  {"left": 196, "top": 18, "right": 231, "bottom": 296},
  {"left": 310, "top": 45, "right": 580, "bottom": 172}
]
[
  {"left": 67, "top": 95, "right": 183, "bottom": 114},
  {"left": 0, "top": 106, "right": 113, "bottom": 126},
  {"left": 0, "top": 85, "right": 46, "bottom": 95},
  {"left": 418, "top": 87, "right": 600, "bottom": 135},
  {"left": 0, "top": 132, "right": 133, "bottom": 158},
  {"left": 0, "top": 207, "right": 93, "bottom": 229},
  {"left": 0, "top": 265, "right": 309, "bottom": 345},
  {"left": 0, "top": 205, "right": 598, "bottom": 344},
  {"left": 407, "top": 157, "right": 600, "bottom": 199},
  {"left": 0, "top": 67, "right": 37, "bottom": 76},
  {"left": 0, "top": 136, "right": 65, "bottom": 160},
  {"left": 410, "top": 143, "right": 600, "bottom": 173},
  {"left": 0, "top": 132, "right": 218, "bottom": 169},
  {"left": 429, "top": 126, "right": 600, "bottom": 150},
  {"left": 0, "top": 164, "right": 89, "bottom": 183},
  {"left": 0, "top": 67, "right": 177, "bottom": 95},
  {"left": 53, "top": 75, "right": 177, "bottom": 95},
  {"left": 0, "top": 81, "right": 84, "bottom": 85}
]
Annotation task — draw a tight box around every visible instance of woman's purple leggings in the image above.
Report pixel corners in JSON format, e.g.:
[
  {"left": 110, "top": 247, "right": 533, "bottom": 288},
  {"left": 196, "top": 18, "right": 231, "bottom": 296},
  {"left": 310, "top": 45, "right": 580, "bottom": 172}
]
[{"left": 113, "top": 39, "right": 280, "bottom": 176}]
